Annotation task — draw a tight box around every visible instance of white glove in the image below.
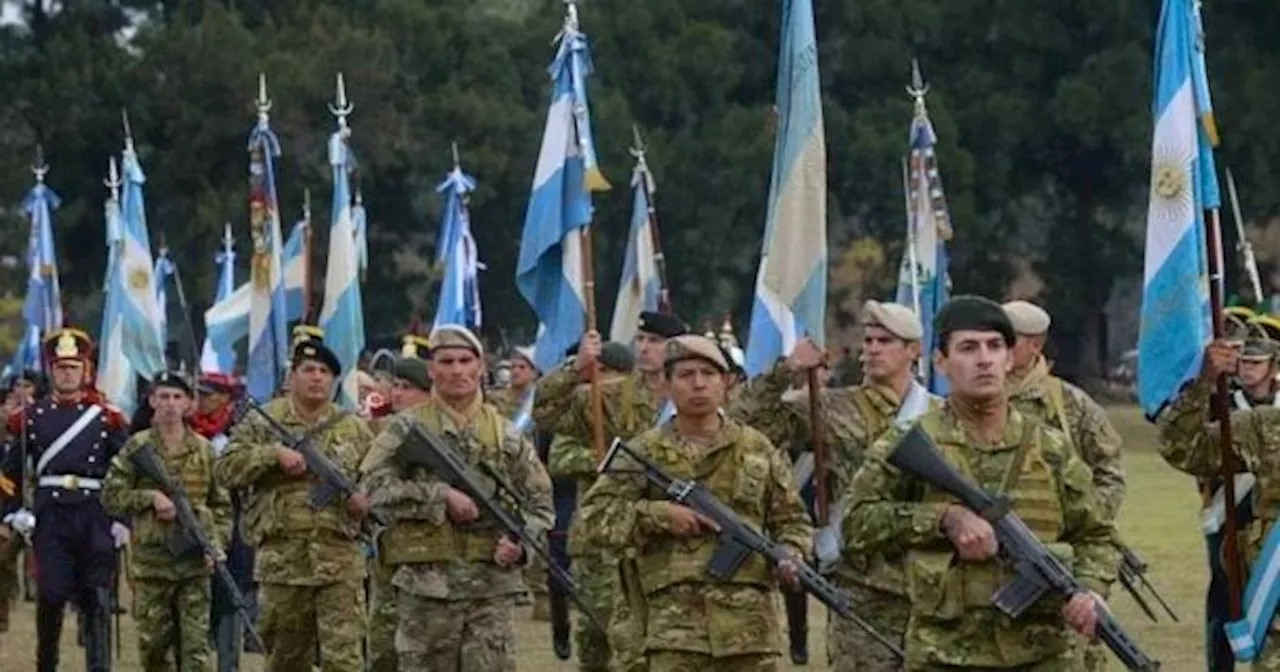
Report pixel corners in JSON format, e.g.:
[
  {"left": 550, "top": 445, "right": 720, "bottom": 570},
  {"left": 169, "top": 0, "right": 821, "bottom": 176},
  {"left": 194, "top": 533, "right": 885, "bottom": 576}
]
[
  {"left": 2, "top": 509, "right": 36, "bottom": 540},
  {"left": 110, "top": 521, "right": 131, "bottom": 548}
]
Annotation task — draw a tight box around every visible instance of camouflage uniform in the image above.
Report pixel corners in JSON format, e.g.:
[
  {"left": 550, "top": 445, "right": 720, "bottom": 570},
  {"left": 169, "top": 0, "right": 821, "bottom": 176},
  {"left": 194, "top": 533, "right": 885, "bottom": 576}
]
[
  {"left": 841, "top": 404, "right": 1117, "bottom": 670},
  {"left": 1158, "top": 377, "right": 1280, "bottom": 670},
  {"left": 215, "top": 398, "right": 373, "bottom": 672},
  {"left": 534, "top": 365, "right": 666, "bottom": 672},
  {"left": 360, "top": 394, "right": 553, "bottom": 671},
  {"left": 102, "top": 428, "right": 231, "bottom": 671},
  {"left": 1008, "top": 355, "right": 1125, "bottom": 671},
  {"left": 578, "top": 419, "right": 813, "bottom": 672},
  {"left": 739, "top": 364, "right": 936, "bottom": 670},
  {"left": 489, "top": 386, "right": 549, "bottom": 616}
]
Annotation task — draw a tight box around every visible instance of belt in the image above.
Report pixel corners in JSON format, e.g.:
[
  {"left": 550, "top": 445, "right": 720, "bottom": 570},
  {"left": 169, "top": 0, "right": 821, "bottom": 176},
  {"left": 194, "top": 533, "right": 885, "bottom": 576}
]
[{"left": 38, "top": 475, "right": 103, "bottom": 491}]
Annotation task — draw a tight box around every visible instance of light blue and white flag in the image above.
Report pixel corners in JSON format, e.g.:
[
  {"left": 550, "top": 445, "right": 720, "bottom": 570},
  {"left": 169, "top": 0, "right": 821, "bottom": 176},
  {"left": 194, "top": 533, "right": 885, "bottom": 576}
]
[
  {"left": 108, "top": 126, "right": 167, "bottom": 381},
  {"left": 203, "top": 220, "right": 307, "bottom": 356},
  {"left": 354, "top": 191, "right": 369, "bottom": 281},
  {"left": 153, "top": 247, "right": 175, "bottom": 350},
  {"left": 11, "top": 166, "right": 63, "bottom": 377},
  {"left": 433, "top": 160, "right": 483, "bottom": 330},
  {"left": 1137, "top": 0, "right": 1220, "bottom": 418},
  {"left": 609, "top": 143, "right": 662, "bottom": 344},
  {"left": 516, "top": 4, "right": 610, "bottom": 374},
  {"left": 201, "top": 224, "right": 238, "bottom": 374},
  {"left": 744, "top": 0, "right": 827, "bottom": 377},
  {"left": 97, "top": 157, "right": 138, "bottom": 413}
]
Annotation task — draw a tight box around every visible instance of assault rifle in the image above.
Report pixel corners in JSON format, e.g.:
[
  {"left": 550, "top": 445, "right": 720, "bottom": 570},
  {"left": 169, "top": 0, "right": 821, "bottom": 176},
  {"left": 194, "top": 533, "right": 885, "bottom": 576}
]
[
  {"left": 597, "top": 438, "right": 904, "bottom": 659},
  {"left": 129, "top": 443, "right": 266, "bottom": 652},
  {"left": 398, "top": 424, "right": 606, "bottom": 634},
  {"left": 1117, "top": 544, "right": 1179, "bottom": 623},
  {"left": 238, "top": 397, "right": 388, "bottom": 527},
  {"left": 886, "top": 425, "right": 1159, "bottom": 671}
]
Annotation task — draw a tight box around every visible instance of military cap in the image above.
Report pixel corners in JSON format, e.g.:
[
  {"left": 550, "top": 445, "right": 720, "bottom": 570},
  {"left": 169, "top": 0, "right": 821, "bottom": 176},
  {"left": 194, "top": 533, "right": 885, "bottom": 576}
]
[
  {"left": 638, "top": 311, "right": 689, "bottom": 339},
  {"left": 511, "top": 345, "right": 539, "bottom": 372},
  {"left": 665, "top": 334, "right": 730, "bottom": 373},
  {"left": 43, "top": 327, "right": 94, "bottom": 365},
  {"left": 199, "top": 372, "right": 242, "bottom": 395},
  {"left": 935, "top": 295, "right": 1016, "bottom": 348},
  {"left": 1252, "top": 315, "right": 1280, "bottom": 342},
  {"left": 1002, "top": 300, "right": 1052, "bottom": 336},
  {"left": 152, "top": 370, "right": 193, "bottom": 396},
  {"left": 394, "top": 356, "right": 431, "bottom": 391},
  {"left": 429, "top": 324, "right": 483, "bottom": 356},
  {"left": 292, "top": 324, "right": 325, "bottom": 348},
  {"left": 860, "top": 300, "right": 924, "bottom": 341},
  {"left": 1224, "top": 310, "right": 1253, "bottom": 342},
  {"left": 401, "top": 333, "right": 431, "bottom": 360},
  {"left": 291, "top": 335, "right": 341, "bottom": 376},
  {"left": 599, "top": 342, "right": 636, "bottom": 373},
  {"left": 1242, "top": 315, "right": 1280, "bottom": 360},
  {"left": 719, "top": 342, "right": 745, "bottom": 375}
]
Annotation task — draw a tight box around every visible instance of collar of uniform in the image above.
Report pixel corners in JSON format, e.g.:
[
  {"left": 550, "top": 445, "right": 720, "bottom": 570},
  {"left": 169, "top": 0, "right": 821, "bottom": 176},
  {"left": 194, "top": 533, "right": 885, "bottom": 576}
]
[
  {"left": 153, "top": 425, "right": 198, "bottom": 456},
  {"left": 1007, "top": 355, "right": 1052, "bottom": 400},
  {"left": 862, "top": 381, "right": 905, "bottom": 414},
  {"left": 937, "top": 402, "right": 1028, "bottom": 452},
  {"left": 430, "top": 389, "right": 483, "bottom": 429},
  {"left": 658, "top": 414, "right": 740, "bottom": 461},
  {"left": 631, "top": 370, "right": 667, "bottom": 406},
  {"left": 283, "top": 397, "right": 339, "bottom": 427}
]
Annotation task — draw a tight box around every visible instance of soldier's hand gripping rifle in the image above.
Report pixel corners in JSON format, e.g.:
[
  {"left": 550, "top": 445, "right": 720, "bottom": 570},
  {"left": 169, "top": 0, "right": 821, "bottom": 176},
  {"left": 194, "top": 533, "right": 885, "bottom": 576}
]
[
  {"left": 237, "top": 397, "right": 388, "bottom": 527},
  {"left": 1117, "top": 544, "right": 1179, "bottom": 623},
  {"left": 129, "top": 443, "right": 266, "bottom": 653},
  {"left": 399, "top": 424, "right": 607, "bottom": 635},
  {"left": 598, "top": 438, "right": 905, "bottom": 659},
  {"left": 886, "top": 426, "right": 1159, "bottom": 671}
]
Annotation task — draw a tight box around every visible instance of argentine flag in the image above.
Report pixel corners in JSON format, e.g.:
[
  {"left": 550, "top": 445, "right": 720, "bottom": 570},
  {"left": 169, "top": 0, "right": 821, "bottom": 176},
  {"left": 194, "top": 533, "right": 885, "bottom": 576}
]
[
  {"left": 515, "top": 3, "right": 610, "bottom": 374},
  {"left": 11, "top": 175, "right": 63, "bottom": 376},
  {"left": 609, "top": 148, "right": 661, "bottom": 344},
  {"left": 201, "top": 224, "right": 239, "bottom": 374},
  {"left": 744, "top": 0, "right": 827, "bottom": 377},
  {"left": 321, "top": 125, "right": 366, "bottom": 409},
  {"left": 1137, "top": 0, "right": 1220, "bottom": 417},
  {"left": 203, "top": 220, "right": 307, "bottom": 359},
  {"left": 97, "top": 159, "right": 139, "bottom": 413},
  {"left": 433, "top": 162, "right": 483, "bottom": 330},
  {"left": 112, "top": 135, "right": 167, "bottom": 380}
]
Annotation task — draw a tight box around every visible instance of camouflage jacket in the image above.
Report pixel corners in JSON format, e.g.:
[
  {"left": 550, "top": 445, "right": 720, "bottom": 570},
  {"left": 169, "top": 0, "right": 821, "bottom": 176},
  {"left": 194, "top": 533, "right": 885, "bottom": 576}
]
[
  {"left": 1009, "top": 356, "right": 1126, "bottom": 520},
  {"left": 215, "top": 398, "right": 373, "bottom": 586},
  {"left": 1159, "top": 377, "right": 1280, "bottom": 562},
  {"left": 488, "top": 387, "right": 528, "bottom": 420},
  {"left": 578, "top": 419, "right": 811, "bottom": 656},
  {"left": 533, "top": 362, "right": 665, "bottom": 448},
  {"left": 359, "top": 393, "right": 553, "bottom": 601},
  {"left": 103, "top": 428, "right": 231, "bottom": 581},
  {"left": 841, "top": 404, "right": 1117, "bottom": 668}
]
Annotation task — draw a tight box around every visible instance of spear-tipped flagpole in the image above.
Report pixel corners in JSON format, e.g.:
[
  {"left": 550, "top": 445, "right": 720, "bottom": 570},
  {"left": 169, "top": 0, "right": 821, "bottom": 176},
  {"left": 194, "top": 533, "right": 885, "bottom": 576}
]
[
  {"left": 302, "top": 188, "right": 314, "bottom": 322},
  {"left": 630, "top": 125, "right": 672, "bottom": 313},
  {"left": 329, "top": 72, "right": 354, "bottom": 133},
  {"left": 32, "top": 145, "right": 47, "bottom": 184}
]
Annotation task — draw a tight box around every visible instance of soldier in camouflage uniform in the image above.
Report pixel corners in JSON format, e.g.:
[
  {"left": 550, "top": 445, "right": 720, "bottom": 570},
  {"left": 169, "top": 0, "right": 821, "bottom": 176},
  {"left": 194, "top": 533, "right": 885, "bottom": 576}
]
[
  {"left": 215, "top": 331, "right": 375, "bottom": 672},
  {"left": 1003, "top": 301, "right": 1125, "bottom": 672},
  {"left": 842, "top": 296, "right": 1117, "bottom": 671},
  {"left": 739, "top": 300, "right": 938, "bottom": 670},
  {"left": 366, "top": 349, "right": 432, "bottom": 672},
  {"left": 103, "top": 372, "right": 231, "bottom": 671},
  {"left": 534, "top": 311, "right": 688, "bottom": 672},
  {"left": 579, "top": 335, "right": 813, "bottom": 672},
  {"left": 359, "top": 325, "right": 553, "bottom": 670}
]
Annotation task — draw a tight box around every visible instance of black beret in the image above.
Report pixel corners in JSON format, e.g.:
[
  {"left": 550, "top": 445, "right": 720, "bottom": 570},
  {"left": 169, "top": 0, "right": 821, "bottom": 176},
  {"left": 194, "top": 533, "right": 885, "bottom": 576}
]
[
  {"left": 292, "top": 340, "right": 342, "bottom": 376},
  {"left": 152, "top": 370, "right": 193, "bottom": 396},
  {"left": 393, "top": 356, "right": 431, "bottom": 391},
  {"left": 935, "top": 295, "right": 1016, "bottom": 349},
  {"left": 638, "top": 311, "right": 689, "bottom": 339}
]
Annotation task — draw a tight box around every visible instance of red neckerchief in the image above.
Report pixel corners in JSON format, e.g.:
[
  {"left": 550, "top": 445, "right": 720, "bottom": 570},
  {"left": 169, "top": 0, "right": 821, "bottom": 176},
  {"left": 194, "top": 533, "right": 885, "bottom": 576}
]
[{"left": 189, "top": 402, "right": 234, "bottom": 439}]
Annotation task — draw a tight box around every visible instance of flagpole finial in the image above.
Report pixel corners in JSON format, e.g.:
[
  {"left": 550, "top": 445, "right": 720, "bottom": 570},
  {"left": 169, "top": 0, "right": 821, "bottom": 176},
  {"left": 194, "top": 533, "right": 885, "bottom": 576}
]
[
  {"left": 121, "top": 109, "right": 134, "bottom": 150},
  {"left": 630, "top": 124, "right": 646, "bottom": 157},
  {"left": 329, "top": 72, "right": 354, "bottom": 131},
  {"left": 104, "top": 156, "right": 122, "bottom": 198},
  {"left": 304, "top": 188, "right": 312, "bottom": 220},
  {"left": 32, "top": 144, "right": 48, "bottom": 184},
  {"left": 256, "top": 73, "right": 272, "bottom": 124},
  {"left": 223, "top": 222, "right": 234, "bottom": 248},
  {"left": 907, "top": 59, "right": 929, "bottom": 112},
  {"left": 451, "top": 141, "right": 460, "bottom": 169},
  {"left": 555, "top": 0, "right": 580, "bottom": 43}
]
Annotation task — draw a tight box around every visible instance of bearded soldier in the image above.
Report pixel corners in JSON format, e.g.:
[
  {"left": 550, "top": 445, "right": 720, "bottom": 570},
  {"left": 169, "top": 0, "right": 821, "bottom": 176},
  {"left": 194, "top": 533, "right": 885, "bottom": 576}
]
[
  {"left": 103, "top": 371, "right": 231, "bottom": 671},
  {"left": 359, "top": 324, "right": 554, "bottom": 670},
  {"left": 0, "top": 328, "right": 129, "bottom": 671},
  {"left": 579, "top": 334, "right": 812, "bottom": 671},
  {"left": 215, "top": 328, "right": 374, "bottom": 671},
  {"left": 842, "top": 296, "right": 1117, "bottom": 670}
]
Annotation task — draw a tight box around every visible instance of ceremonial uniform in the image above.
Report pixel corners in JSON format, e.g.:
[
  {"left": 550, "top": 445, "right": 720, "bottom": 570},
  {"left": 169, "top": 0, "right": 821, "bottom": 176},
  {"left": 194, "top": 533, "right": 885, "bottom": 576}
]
[
  {"left": 103, "top": 422, "right": 231, "bottom": 671},
  {"left": 579, "top": 414, "right": 812, "bottom": 671},
  {"left": 0, "top": 328, "right": 128, "bottom": 672},
  {"left": 0, "top": 371, "right": 42, "bottom": 633},
  {"left": 215, "top": 336, "right": 373, "bottom": 672},
  {"left": 360, "top": 325, "right": 554, "bottom": 671}
]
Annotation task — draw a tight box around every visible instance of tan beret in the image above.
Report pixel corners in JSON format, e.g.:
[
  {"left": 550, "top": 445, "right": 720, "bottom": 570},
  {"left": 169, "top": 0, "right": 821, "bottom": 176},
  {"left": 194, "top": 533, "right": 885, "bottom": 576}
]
[
  {"left": 512, "top": 346, "right": 539, "bottom": 371},
  {"left": 1002, "top": 300, "right": 1051, "bottom": 335},
  {"left": 860, "top": 301, "right": 924, "bottom": 341},
  {"left": 429, "top": 324, "right": 484, "bottom": 356},
  {"left": 664, "top": 335, "right": 730, "bottom": 372}
]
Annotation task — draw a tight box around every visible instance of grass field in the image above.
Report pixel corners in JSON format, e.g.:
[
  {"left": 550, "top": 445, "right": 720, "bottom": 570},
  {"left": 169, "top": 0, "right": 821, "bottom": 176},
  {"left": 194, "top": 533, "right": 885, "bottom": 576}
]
[{"left": 0, "top": 406, "right": 1210, "bottom": 671}]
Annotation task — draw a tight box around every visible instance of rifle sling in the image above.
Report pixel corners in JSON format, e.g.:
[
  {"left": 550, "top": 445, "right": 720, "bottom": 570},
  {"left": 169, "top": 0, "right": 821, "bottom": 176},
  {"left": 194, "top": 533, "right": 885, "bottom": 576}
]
[{"left": 983, "top": 420, "right": 1037, "bottom": 522}]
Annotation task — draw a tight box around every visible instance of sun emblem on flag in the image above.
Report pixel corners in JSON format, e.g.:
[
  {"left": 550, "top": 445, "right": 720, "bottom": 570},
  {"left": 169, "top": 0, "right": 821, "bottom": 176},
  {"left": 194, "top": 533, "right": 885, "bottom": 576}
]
[
  {"left": 1154, "top": 163, "right": 1187, "bottom": 200},
  {"left": 128, "top": 265, "right": 150, "bottom": 290}
]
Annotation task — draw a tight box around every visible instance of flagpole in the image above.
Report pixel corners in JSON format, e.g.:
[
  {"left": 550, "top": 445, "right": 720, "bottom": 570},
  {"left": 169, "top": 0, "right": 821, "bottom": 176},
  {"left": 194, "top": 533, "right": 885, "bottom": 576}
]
[
  {"left": 302, "top": 188, "right": 314, "bottom": 322},
  {"left": 630, "top": 126, "right": 672, "bottom": 313},
  {"left": 581, "top": 224, "right": 607, "bottom": 458}
]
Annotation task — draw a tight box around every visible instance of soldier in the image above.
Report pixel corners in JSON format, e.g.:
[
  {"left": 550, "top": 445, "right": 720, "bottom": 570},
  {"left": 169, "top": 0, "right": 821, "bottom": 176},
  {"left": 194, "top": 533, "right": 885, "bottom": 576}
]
[
  {"left": 0, "top": 328, "right": 129, "bottom": 672},
  {"left": 1003, "top": 300, "right": 1125, "bottom": 671},
  {"left": 365, "top": 351, "right": 432, "bottom": 672},
  {"left": 841, "top": 296, "right": 1117, "bottom": 670},
  {"left": 0, "top": 370, "right": 43, "bottom": 633},
  {"left": 1234, "top": 315, "right": 1280, "bottom": 407},
  {"left": 578, "top": 334, "right": 812, "bottom": 671},
  {"left": 215, "top": 328, "right": 374, "bottom": 672},
  {"left": 103, "top": 371, "right": 231, "bottom": 671},
  {"left": 738, "top": 300, "right": 938, "bottom": 669},
  {"left": 359, "top": 324, "right": 554, "bottom": 670},
  {"left": 533, "top": 311, "right": 688, "bottom": 672}
]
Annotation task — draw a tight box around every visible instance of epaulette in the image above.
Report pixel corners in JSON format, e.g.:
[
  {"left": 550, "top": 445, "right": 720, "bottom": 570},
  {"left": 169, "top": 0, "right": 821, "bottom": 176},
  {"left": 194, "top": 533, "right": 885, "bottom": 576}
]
[
  {"left": 100, "top": 403, "right": 127, "bottom": 429},
  {"left": 5, "top": 407, "right": 24, "bottom": 435}
]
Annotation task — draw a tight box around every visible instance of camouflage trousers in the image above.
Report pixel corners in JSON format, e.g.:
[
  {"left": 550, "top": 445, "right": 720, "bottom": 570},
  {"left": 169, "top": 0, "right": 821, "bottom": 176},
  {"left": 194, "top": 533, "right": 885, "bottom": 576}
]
[
  {"left": 523, "top": 556, "right": 550, "bottom": 619},
  {"left": 609, "top": 558, "right": 647, "bottom": 672},
  {"left": 575, "top": 552, "right": 615, "bottom": 671},
  {"left": 911, "top": 648, "right": 1079, "bottom": 671},
  {"left": 396, "top": 593, "right": 516, "bottom": 671},
  {"left": 134, "top": 575, "right": 213, "bottom": 672},
  {"left": 0, "top": 532, "right": 19, "bottom": 633},
  {"left": 368, "top": 557, "right": 398, "bottom": 672},
  {"left": 260, "top": 579, "right": 366, "bottom": 672},
  {"left": 646, "top": 650, "right": 777, "bottom": 671},
  {"left": 827, "top": 583, "right": 909, "bottom": 672}
]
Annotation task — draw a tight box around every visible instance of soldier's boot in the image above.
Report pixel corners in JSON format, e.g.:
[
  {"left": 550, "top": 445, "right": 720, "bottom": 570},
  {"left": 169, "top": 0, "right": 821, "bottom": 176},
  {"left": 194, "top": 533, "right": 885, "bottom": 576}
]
[
  {"left": 36, "top": 599, "right": 65, "bottom": 672},
  {"left": 550, "top": 588, "right": 572, "bottom": 661},
  {"left": 785, "top": 590, "right": 809, "bottom": 666},
  {"left": 83, "top": 587, "right": 113, "bottom": 672},
  {"left": 215, "top": 612, "right": 242, "bottom": 672}
]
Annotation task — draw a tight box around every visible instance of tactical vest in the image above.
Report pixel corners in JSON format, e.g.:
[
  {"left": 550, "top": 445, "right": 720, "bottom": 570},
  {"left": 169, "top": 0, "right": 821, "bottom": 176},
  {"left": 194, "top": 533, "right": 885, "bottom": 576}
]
[
  {"left": 634, "top": 424, "right": 775, "bottom": 595},
  {"left": 123, "top": 431, "right": 218, "bottom": 561},
  {"left": 379, "top": 402, "right": 518, "bottom": 566},
  {"left": 904, "top": 412, "right": 1067, "bottom": 620}
]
